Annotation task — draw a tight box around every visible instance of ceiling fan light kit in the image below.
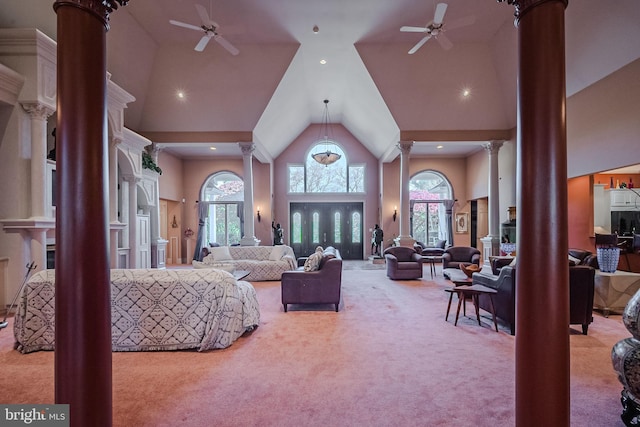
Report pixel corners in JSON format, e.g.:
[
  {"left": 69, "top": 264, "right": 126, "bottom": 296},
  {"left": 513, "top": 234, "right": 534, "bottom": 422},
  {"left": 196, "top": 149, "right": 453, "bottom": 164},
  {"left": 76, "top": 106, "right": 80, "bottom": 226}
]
[
  {"left": 400, "top": 2, "right": 475, "bottom": 55},
  {"left": 169, "top": 3, "right": 239, "bottom": 55}
]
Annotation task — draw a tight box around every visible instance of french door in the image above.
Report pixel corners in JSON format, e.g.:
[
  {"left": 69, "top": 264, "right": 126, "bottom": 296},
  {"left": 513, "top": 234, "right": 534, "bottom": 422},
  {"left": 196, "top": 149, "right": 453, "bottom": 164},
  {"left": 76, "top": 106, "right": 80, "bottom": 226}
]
[
  {"left": 290, "top": 202, "right": 363, "bottom": 260},
  {"left": 411, "top": 200, "right": 447, "bottom": 246}
]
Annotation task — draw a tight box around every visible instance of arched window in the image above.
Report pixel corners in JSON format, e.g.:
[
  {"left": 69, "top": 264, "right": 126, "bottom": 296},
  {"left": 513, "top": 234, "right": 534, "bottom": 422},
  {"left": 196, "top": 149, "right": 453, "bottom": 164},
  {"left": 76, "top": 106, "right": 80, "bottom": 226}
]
[
  {"left": 288, "top": 142, "right": 365, "bottom": 193},
  {"left": 292, "top": 212, "right": 302, "bottom": 244},
  {"left": 334, "top": 212, "right": 342, "bottom": 243},
  {"left": 351, "top": 212, "right": 361, "bottom": 243},
  {"left": 410, "top": 170, "right": 453, "bottom": 247},
  {"left": 312, "top": 212, "right": 320, "bottom": 243},
  {"left": 200, "top": 172, "right": 244, "bottom": 246}
]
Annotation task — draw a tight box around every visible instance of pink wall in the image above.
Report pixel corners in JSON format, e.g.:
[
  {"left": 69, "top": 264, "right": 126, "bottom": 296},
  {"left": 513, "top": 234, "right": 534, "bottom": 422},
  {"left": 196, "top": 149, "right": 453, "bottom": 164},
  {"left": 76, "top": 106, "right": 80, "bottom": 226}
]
[
  {"left": 158, "top": 151, "right": 183, "bottom": 202},
  {"left": 273, "top": 123, "right": 379, "bottom": 256}
]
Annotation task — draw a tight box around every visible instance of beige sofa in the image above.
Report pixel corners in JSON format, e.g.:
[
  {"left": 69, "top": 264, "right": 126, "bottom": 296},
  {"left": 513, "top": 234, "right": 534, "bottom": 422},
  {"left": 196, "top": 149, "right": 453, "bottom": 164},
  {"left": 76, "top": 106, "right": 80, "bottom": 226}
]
[{"left": 193, "top": 245, "right": 297, "bottom": 281}]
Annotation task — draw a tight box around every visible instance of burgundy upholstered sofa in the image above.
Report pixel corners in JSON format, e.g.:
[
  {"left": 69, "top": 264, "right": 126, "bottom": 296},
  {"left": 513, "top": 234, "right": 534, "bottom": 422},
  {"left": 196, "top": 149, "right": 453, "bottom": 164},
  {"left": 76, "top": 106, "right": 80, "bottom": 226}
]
[{"left": 280, "top": 247, "right": 343, "bottom": 312}]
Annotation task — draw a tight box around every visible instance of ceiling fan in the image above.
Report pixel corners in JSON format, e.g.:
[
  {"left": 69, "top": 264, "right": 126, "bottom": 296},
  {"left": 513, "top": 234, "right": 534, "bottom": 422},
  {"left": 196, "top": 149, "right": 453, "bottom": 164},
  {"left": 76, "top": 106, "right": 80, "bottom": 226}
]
[
  {"left": 169, "top": 3, "right": 239, "bottom": 55},
  {"left": 400, "top": 2, "right": 475, "bottom": 55}
]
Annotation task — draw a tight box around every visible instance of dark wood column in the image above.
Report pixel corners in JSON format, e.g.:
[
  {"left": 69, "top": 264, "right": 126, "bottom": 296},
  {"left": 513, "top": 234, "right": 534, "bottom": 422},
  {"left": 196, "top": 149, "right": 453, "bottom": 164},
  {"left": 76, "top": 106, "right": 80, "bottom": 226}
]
[
  {"left": 499, "top": 1, "right": 570, "bottom": 426},
  {"left": 54, "top": 1, "right": 128, "bottom": 426}
]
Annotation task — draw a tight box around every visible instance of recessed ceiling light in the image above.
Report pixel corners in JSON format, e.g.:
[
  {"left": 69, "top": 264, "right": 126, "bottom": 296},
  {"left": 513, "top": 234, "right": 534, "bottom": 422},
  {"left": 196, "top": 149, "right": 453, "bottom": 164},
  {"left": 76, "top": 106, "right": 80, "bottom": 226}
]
[
  {"left": 436, "top": 145, "right": 444, "bottom": 149},
  {"left": 209, "top": 146, "right": 216, "bottom": 151},
  {"left": 320, "top": 59, "right": 327, "bottom": 65},
  {"left": 461, "top": 87, "right": 471, "bottom": 98},
  {"left": 176, "top": 90, "right": 186, "bottom": 100}
]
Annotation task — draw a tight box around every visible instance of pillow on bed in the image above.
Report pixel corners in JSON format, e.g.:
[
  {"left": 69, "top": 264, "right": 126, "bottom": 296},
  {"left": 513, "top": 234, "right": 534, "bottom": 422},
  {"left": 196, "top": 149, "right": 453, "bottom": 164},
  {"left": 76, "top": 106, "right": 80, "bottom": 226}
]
[
  {"left": 269, "top": 245, "right": 288, "bottom": 261},
  {"left": 210, "top": 246, "right": 233, "bottom": 261}
]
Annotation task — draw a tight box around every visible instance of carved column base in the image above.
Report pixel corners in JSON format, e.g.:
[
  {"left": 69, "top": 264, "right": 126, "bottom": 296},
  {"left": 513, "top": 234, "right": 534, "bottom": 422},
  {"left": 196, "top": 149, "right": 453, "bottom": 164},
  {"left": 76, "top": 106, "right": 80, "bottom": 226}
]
[{"left": 480, "top": 235, "right": 501, "bottom": 266}]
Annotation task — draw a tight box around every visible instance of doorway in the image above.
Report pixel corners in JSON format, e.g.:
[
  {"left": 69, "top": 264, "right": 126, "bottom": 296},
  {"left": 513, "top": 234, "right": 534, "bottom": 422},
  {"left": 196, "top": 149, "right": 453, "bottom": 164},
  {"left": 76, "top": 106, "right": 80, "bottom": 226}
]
[{"left": 290, "top": 202, "right": 363, "bottom": 259}]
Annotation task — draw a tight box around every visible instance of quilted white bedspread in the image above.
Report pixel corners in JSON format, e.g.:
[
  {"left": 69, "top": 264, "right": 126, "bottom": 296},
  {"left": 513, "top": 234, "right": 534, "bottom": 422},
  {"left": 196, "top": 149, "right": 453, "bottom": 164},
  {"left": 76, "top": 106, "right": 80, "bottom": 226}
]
[{"left": 14, "top": 269, "right": 260, "bottom": 353}]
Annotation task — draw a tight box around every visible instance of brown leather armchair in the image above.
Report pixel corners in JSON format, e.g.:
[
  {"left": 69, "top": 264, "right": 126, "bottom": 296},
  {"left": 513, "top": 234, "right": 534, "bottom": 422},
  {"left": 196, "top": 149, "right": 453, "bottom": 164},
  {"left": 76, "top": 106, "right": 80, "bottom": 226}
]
[
  {"left": 473, "top": 265, "right": 595, "bottom": 335},
  {"left": 442, "top": 246, "right": 481, "bottom": 270},
  {"left": 384, "top": 246, "right": 423, "bottom": 280}
]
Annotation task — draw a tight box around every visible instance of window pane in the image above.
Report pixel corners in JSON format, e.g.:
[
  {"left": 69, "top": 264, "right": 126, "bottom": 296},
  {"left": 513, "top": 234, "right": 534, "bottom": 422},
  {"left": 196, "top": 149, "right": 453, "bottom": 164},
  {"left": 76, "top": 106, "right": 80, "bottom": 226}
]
[
  {"left": 292, "top": 212, "right": 302, "bottom": 244},
  {"left": 410, "top": 171, "right": 453, "bottom": 245},
  {"left": 349, "top": 165, "right": 365, "bottom": 192},
  {"left": 307, "top": 143, "right": 347, "bottom": 192},
  {"left": 312, "top": 212, "right": 319, "bottom": 244},
  {"left": 202, "top": 172, "right": 244, "bottom": 202},
  {"left": 334, "top": 212, "right": 341, "bottom": 243},
  {"left": 289, "top": 166, "right": 305, "bottom": 193},
  {"left": 352, "top": 212, "right": 361, "bottom": 243}
]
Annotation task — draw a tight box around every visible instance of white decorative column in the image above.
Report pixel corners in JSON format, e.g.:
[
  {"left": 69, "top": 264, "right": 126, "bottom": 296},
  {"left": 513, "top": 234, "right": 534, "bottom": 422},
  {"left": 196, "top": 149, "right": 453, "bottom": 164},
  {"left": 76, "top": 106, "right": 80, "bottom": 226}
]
[
  {"left": 108, "top": 136, "right": 124, "bottom": 268},
  {"left": 119, "top": 175, "right": 130, "bottom": 267},
  {"left": 23, "top": 102, "right": 55, "bottom": 272},
  {"left": 123, "top": 175, "right": 139, "bottom": 268},
  {"left": 145, "top": 144, "right": 167, "bottom": 268},
  {"left": 480, "top": 140, "right": 504, "bottom": 264},
  {"left": 394, "top": 141, "right": 415, "bottom": 248},
  {"left": 239, "top": 142, "right": 260, "bottom": 246},
  {"left": 23, "top": 102, "right": 55, "bottom": 219}
]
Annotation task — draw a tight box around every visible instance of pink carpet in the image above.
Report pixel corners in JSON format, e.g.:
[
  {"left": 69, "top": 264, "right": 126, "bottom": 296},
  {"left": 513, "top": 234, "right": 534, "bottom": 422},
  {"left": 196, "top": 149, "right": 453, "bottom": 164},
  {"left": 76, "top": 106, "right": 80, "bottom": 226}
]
[{"left": 0, "top": 265, "right": 629, "bottom": 426}]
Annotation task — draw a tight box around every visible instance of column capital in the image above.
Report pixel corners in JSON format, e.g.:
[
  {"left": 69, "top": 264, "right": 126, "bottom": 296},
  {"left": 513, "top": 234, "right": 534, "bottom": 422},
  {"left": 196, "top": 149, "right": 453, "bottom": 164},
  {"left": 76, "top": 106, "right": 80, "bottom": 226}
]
[
  {"left": 396, "top": 141, "right": 413, "bottom": 156},
  {"left": 483, "top": 140, "right": 504, "bottom": 155},
  {"left": 238, "top": 142, "right": 256, "bottom": 157},
  {"left": 121, "top": 174, "right": 140, "bottom": 184},
  {"left": 21, "top": 102, "right": 55, "bottom": 120},
  {"left": 498, "top": 0, "right": 567, "bottom": 22},
  {"left": 54, "top": 0, "right": 129, "bottom": 30},
  {"left": 110, "top": 136, "right": 123, "bottom": 149}
]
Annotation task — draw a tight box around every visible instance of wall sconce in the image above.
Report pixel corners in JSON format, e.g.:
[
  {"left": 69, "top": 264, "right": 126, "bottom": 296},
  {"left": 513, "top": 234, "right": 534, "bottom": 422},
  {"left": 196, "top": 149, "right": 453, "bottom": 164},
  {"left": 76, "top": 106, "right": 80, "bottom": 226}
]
[
  {"left": 393, "top": 206, "right": 397, "bottom": 222},
  {"left": 256, "top": 207, "right": 261, "bottom": 222}
]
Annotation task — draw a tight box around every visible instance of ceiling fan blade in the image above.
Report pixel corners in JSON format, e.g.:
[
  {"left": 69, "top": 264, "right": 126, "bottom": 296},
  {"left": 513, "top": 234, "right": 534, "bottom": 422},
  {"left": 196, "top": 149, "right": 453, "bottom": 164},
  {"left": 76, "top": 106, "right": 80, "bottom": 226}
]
[
  {"left": 433, "top": 3, "right": 448, "bottom": 25},
  {"left": 215, "top": 35, "right": 239, "bottom": 56},
  {"left": 408, "top": 35, "right": 431, "bottom": 55},
  {"left": 170, "top": 20, "right": 202, "bottom": 32},
  {"left": 195, "top": 3, "right": 214, "bottom": 27},
  {"left": 195, "top": 35, "right": 212, "bottom": 52},
  {"left": 400, "top": 26, "right": 427, "bottom": 33},
  {"left": 446, "top": 15, "right": 476, "bottom": 31},
  {"left": 436, "top": 33, "right": 453, "bottom": 50}
]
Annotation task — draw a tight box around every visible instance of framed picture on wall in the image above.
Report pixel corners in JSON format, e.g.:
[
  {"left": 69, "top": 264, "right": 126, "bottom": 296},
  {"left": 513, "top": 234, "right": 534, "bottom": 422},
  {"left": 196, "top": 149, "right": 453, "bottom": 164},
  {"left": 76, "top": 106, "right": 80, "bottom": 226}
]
[{"left": 455, "top": 213, "right": 468, "bottom": 233}]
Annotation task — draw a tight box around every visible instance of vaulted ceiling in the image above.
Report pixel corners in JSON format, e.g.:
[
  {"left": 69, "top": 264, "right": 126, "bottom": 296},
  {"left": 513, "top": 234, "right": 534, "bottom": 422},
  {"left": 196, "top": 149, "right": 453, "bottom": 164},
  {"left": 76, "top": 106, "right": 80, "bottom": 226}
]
[{"left": 1, "top": 0, "right": 639, "bottom": 162}]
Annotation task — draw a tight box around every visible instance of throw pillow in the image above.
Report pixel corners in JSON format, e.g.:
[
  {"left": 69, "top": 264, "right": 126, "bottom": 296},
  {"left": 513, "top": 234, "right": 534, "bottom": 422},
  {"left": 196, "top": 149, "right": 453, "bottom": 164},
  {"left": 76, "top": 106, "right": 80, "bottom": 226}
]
[
  {"left": 568, "top": 254, "right": 581, "bottom": 265},
  {"left": 269, "top": 245, "right": 288, "bottom": 261},
  {"left": 304, "top": 251, "right": 323, "bottom": 272},
  {"left": 210, "top": 246, "right": 233, "bottom": 261}
]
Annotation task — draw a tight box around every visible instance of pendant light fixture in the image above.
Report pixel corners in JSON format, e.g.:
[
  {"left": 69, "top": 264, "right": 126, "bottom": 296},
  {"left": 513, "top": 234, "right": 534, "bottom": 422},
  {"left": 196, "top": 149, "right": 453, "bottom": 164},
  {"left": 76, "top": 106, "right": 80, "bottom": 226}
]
[{"left": 312, "top": 99, "right": 341, "bottom": 166}]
